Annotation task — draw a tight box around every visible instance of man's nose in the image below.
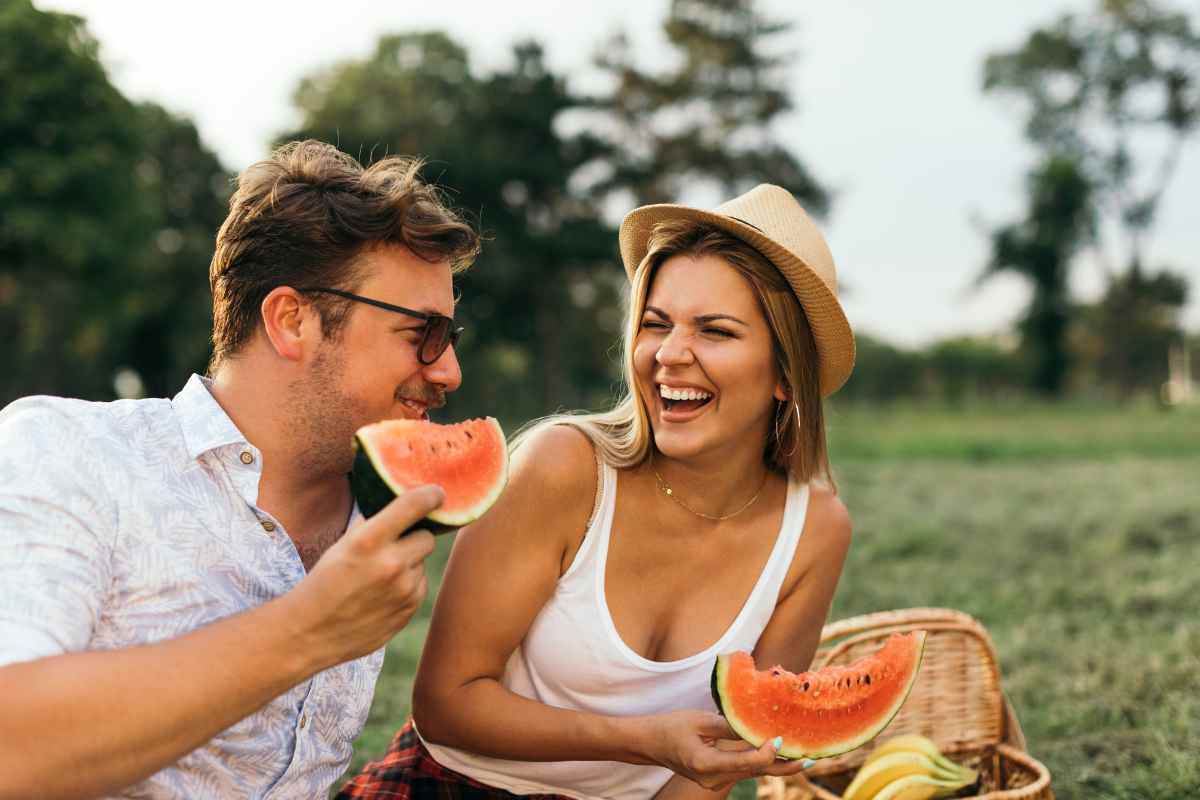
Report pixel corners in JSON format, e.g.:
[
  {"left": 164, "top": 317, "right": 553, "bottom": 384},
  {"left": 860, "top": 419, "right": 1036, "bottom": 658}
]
[{"left": 423, "top": 342, "right": 463, "bottom": 393}]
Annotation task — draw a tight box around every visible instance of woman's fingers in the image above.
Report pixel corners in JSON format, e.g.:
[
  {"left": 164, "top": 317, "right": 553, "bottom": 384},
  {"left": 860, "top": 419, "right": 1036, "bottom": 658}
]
[
  {"left": 761, "top": 756, "right": 816, "bottom": 776},
  {"left": 698, "top": 735, "right": 778, "bottom": 775},
  {"left": 694, "top": 712, "right": 738, "bottom": 740}
]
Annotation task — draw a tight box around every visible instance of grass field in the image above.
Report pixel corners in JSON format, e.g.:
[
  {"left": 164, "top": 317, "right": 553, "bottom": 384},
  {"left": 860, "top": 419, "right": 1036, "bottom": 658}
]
[{"left": 341, "top": 403, "right": 1200, "bottom": 800}]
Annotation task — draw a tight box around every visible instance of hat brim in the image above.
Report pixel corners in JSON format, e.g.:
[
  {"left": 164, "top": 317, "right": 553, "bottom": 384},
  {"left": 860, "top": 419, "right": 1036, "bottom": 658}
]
[{"left": 619, "top": 203, "right": 855, "bottom": 397}]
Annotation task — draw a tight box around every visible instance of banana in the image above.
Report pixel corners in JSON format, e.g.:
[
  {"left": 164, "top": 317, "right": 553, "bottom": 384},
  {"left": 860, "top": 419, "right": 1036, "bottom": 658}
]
[
  {"left": 870, "top": 774, "right": 971, "bottom": 800},
  {"left": 841, "top": 752, "right": 941, "bottom": 800},
  {"left": 863, "top": 734, "right": 978, "bottom": 787}
]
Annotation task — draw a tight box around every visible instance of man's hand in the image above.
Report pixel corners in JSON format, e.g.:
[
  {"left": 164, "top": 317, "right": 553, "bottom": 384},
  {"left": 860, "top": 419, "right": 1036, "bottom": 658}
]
[
  {"left": 286, "top": 485, "right": 444, "bottom": 669},
  {"left": 0, "top": 484, "right": 447, "bottom": 800}
]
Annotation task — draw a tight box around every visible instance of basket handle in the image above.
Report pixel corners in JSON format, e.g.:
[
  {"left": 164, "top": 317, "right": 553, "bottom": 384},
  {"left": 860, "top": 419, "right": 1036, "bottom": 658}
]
[
  {"left": 820, "top": 607, "right": 979, "bottom": 645},
  {"left": 819, "top": 621, "right": 1003, "bottom": 683}
]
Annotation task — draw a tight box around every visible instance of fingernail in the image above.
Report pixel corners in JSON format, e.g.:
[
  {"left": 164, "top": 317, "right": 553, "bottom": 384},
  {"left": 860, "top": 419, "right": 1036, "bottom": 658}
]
[
  {"left": 772, "top": 736, "right": 783, "bottom": 750},
  {"left": 802, "top": 758, "right": 816, "bottom": 768}
]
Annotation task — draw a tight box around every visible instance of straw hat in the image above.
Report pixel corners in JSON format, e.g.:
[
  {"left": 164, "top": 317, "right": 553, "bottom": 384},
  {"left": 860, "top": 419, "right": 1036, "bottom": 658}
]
[{"left": 618, "top": 184, "right": 855, "bottom": 397}]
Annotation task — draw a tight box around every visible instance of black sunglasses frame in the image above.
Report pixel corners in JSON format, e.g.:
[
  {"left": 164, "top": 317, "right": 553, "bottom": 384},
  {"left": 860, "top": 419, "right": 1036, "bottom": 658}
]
[{"left": 299, "top": 287, "right": 463, "bottom": 365}]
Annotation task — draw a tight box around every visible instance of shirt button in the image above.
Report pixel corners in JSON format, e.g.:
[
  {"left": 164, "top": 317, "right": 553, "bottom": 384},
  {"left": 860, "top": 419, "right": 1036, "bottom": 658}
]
[
  {"left": 299, "top": 714, "right": 308, "bottom": 728},
  {"left": 261, "top": 519, "right": 276, "bottom": 532},
  {"left": 239, "top": 451, "right": 254, "bottom": 465}
]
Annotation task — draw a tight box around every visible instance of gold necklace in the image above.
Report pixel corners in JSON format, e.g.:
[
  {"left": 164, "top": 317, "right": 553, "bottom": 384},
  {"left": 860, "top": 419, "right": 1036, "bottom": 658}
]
[{"left": 650, "top": 453, "right": 768, "bottom": 522}]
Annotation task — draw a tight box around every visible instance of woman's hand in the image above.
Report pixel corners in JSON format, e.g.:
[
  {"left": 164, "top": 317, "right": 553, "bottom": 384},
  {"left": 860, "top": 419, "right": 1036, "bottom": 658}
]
[{"left": 640, "top": 711, "right": 812, "bottom": 791}]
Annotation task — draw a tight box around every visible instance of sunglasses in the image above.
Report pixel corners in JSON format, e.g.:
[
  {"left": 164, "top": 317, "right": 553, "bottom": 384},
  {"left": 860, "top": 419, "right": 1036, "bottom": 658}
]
[{"left": 299, "top": 287, "right": 463, "bottom": 365}]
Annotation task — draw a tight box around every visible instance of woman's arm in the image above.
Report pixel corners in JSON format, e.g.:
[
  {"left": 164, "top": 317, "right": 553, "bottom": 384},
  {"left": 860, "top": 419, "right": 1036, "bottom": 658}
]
[
  {"left": 753, "top": 483, "right": 852, "bottom": 673},
  {"left": 412, "top": 426, "right": 786, "bottom": 787}
]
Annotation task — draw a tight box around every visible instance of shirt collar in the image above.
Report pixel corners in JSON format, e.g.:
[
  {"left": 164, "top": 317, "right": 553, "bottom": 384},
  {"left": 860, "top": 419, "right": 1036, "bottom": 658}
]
[{"left": 172, "top": 374, "right": 253, "bottom": 461}]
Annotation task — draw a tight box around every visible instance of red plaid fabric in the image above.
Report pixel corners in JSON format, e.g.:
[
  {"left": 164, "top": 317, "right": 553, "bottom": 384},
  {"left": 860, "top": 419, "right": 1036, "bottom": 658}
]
[{"left": 336, "top": 721, "right": 574, "bottom": 800}]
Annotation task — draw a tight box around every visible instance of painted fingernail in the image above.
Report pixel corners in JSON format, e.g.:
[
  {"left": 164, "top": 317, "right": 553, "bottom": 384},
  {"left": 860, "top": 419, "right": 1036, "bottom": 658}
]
[
  {"left": 772, "top": 736, "right": 783, "bottom": 750},
  {"left": 802, "top": 758, "right": 816, "bottom": 768}
]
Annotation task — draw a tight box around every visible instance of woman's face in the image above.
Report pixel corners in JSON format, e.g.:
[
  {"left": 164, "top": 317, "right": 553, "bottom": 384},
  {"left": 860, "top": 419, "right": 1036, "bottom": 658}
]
[{"left": 633, "top": 252, "right": 786, "bottom": 462}]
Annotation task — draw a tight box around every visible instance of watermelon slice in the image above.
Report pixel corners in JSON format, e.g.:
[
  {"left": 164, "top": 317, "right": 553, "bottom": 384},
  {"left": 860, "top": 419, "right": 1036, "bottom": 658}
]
[
  {"left": 350, "top": 417, "right": 508, "bottom": 531},
  {"left": 711, "top": 631, "right": 926, "bottom": 760}
]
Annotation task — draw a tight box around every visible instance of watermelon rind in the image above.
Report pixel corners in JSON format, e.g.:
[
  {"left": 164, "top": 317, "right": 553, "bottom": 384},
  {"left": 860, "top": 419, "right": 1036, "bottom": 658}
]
[
  {"left": 711, "top": 632, "right": 926, "bottom": 761},
  {"left": 350, "top": 417, "right": 508, "bottom": 531}
]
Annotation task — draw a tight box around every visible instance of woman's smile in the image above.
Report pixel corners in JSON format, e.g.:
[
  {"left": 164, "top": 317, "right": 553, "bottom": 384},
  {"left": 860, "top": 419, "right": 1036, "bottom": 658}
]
[{"left": 656, "top": 382, "right": 716, "bottom": 421}]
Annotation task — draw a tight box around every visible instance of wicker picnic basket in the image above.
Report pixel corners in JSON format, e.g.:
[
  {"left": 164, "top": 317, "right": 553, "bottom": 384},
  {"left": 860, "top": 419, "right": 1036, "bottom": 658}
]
[{"left": 757, "top": 608, "right": 1053, "bottom": 800}]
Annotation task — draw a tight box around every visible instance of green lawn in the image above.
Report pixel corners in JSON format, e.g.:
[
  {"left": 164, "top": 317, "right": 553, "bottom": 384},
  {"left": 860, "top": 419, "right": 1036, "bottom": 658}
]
[{"left": 342, "top": 403, "right": 1200, "bottom": 800}]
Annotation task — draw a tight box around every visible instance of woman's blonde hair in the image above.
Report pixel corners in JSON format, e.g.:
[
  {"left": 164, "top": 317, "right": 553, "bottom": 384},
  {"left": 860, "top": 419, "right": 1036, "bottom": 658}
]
[{"left": 513, "top": 220, "right": 833, "bottom": 487}]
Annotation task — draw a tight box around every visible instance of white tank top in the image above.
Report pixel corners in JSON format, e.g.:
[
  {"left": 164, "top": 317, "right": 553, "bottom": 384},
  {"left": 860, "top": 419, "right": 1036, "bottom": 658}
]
[{"left": 419, "top": 461, "right": 811, "bottom": 800}]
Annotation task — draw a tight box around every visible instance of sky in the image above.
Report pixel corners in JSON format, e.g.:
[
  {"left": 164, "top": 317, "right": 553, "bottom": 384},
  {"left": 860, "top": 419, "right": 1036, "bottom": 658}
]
[{"left": 37, "top": 0, "right": 1200, "bottom": 347}]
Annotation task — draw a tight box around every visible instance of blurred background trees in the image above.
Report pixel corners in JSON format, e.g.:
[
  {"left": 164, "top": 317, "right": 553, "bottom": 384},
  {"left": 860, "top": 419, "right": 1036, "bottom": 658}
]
[
  {"left": 587, "top": 0, "right": 830, "bottom": 212},
  {"left": 982, "top": 0, "right": 1200, "bottom": 397},
  {"left": 2, "top": 0, "right": 1197, "bottom": 413},
  {"left": 0, "top": 0, "right": 229, "bottom": 402}
]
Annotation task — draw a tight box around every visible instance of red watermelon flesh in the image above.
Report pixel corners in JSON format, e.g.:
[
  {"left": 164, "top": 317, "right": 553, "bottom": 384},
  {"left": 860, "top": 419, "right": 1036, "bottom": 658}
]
[
  {"left": 351, "top": 417, "right": 508, "bottom": 528},
  {"left": 711, "top": 631, "right": 926, "bottom": 760}
]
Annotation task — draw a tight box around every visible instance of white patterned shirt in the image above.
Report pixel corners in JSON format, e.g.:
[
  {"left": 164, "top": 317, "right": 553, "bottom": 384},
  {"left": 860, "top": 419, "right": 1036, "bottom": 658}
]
[{"left": 0, "top": 375, "right": 384, "bottom": 799}]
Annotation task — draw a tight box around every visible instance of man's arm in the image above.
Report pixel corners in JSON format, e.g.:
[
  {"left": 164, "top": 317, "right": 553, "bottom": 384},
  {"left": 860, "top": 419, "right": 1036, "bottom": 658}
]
[{"left": 0, "top": 485, "right": 444, "bottom": 800}]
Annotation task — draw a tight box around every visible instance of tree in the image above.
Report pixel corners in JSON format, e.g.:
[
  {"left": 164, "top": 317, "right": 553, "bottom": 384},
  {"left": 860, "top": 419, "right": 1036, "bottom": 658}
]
[
  {"left": 280, "top": 33, "right": 620, "bottom": 425},
  {"left": 1077, "top": 267, "right": 1188, "bottom": 395},
  {"left": 588, "top": 0, "right": 829, "bottom": 211},
  {"left": 982, "top": 0, "right": 1199, "bottom": 395},
  {"left": 123, "top": 104, "right": 231, "bottom": 398},
  {"left": 979, "top": 156, "right": 1095, "bottom": 395},
  {"left": 0, "top": 0, "right": 148, "bottom": 401},
  {"left": 0, "top": 0, "right": 229, "bottom": 403}
]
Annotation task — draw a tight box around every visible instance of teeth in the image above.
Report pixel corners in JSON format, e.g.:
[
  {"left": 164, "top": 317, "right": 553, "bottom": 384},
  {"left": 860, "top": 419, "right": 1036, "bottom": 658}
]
[{"left": 659, "top": 385, "right": 713, "bottom": 402}]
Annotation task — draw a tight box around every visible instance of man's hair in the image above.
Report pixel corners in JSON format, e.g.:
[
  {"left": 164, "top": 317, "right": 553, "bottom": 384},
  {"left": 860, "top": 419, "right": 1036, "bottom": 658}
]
[{"left": 208, "top": 139, "right": 480, "bottom": 371}]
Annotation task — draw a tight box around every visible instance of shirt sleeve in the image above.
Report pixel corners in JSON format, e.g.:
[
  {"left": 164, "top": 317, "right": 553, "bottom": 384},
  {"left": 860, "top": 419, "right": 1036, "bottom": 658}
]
[{"left": 0, "top": 398, "right": 118, "bottom": 668}]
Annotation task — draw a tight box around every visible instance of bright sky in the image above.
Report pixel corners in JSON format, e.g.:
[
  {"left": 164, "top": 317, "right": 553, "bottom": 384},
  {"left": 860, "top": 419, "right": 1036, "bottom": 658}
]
[{"left": 38, "top": 0, "right": 1200, "bottom": 346}]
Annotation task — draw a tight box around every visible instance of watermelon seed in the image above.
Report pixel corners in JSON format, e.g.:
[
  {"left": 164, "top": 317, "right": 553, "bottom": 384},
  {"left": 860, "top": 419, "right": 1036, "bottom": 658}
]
[
  {"left": 465, "top": 431, "right": 473, "bottom": 439},
  {"left": 864, "top": 674, "right": 871, "bottom": 685}
]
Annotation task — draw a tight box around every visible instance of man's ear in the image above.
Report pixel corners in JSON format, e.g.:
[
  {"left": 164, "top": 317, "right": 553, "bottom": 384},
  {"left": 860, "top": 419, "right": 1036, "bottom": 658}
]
[{"left": 260, "top": 287, "right": 319, "bottom": 362}]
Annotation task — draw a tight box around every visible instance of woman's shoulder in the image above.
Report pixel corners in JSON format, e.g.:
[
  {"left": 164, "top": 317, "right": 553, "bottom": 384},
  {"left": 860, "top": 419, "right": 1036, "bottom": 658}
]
[
  {"left": 510, "top": 423, "right": 600, "bottom": 515},
  {"left": 802, "top": 482, "right": 852, "bottom": 546},
  {"left": 784, "top": 482, "right": 851, "bottom": 580}
]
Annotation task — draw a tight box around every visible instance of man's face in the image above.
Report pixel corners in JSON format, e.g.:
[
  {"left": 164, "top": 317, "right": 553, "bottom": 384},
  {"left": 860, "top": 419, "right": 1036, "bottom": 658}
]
[{"left": 288, "top": 243, "right": 462, "bottom": 476}]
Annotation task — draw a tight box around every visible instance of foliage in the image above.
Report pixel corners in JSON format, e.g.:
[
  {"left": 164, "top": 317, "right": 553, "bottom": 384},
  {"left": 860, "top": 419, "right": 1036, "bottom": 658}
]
[
  {"left": 983, "top": 0, "right": 1200, "bottom": 263},
  {"left": 837, "top": 335, "right": 927, "bottom": 404},
  {"left": 587, "top": 0, "right": 829, "bottom": 212},
  {"left": 1076, "top": 266, "right": 1188, "bottom": 395},
  {"left": 982, "top": 0, "right": 1199, "bottom": 397},
  {"left": 0, "top": 0, "right": 229, "bottom": 403},
  {"left": 837, "top": 334, "right": 1025, "bottom": 406},
  {"left": 981, "top": 156, "right": 1095, "bottom": 395},
  {"left": 354, "top": 404, "right": 1200, "bottom": 799},
  {"left": 923, "top": 336, "right": 1027, "bottom": 404},
  {"left": 280, "top": 33, "right": 622, "bottom": 424}
]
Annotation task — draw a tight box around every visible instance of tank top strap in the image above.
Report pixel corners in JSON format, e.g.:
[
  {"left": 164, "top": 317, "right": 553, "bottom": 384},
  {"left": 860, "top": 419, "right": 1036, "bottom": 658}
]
[
  {"left": 763, "top": 477, "right": 811, "bottom": 605},
  {"left": 559, "top": 453, "right": 618, "bottom": 583}
]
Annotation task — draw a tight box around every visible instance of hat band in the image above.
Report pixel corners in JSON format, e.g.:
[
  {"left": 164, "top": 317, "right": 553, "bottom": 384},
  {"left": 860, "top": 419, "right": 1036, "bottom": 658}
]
[{"left": 727, "top": 215, "right": 765, "bottom": 233}]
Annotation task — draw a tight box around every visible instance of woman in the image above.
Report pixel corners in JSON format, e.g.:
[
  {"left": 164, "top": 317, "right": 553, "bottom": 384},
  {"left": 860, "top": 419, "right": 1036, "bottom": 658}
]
[{"left": 339, "top": 185, "right": 856, "bottom": 799}]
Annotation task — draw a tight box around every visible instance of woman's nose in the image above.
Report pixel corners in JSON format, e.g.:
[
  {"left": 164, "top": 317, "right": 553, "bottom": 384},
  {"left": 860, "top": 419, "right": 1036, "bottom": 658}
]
[{"left": 655, "top": 329, "right": 695, "bottom": 366}]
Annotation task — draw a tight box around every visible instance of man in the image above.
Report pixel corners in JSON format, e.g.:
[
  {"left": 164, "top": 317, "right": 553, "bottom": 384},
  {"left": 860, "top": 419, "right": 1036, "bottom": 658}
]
[{"left": 0, "top": 140, "right": 480, "bottom": 798}]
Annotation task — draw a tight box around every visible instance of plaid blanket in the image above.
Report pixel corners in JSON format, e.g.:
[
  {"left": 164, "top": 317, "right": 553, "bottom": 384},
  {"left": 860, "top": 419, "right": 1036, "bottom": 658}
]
[{"left": 336, "top": 721, "right": 575, "bottom": 800}]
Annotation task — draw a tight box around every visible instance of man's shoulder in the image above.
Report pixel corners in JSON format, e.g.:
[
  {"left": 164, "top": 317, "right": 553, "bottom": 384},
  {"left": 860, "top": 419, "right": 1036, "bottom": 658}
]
[{"left": 0, "top": 393, "right": 177, "bottom": 464}]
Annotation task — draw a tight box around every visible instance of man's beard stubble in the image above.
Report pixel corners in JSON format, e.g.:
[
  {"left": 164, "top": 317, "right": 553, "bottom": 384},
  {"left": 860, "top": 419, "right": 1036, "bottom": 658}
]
[
  {"left": 286, "top": 344, "right": 448, "bottom": 479},
  {"left": 286, "top": 345, "right": 371, "bottom": 478}
]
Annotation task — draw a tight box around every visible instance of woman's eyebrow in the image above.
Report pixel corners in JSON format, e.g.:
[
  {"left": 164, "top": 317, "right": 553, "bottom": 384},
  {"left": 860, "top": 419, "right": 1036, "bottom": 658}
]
[
  {"left": 695, "top": 313, "right": 748, "bottom": 327},
  {"left": 643, "top": 306, "right": 748, "bottom": 327}
]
